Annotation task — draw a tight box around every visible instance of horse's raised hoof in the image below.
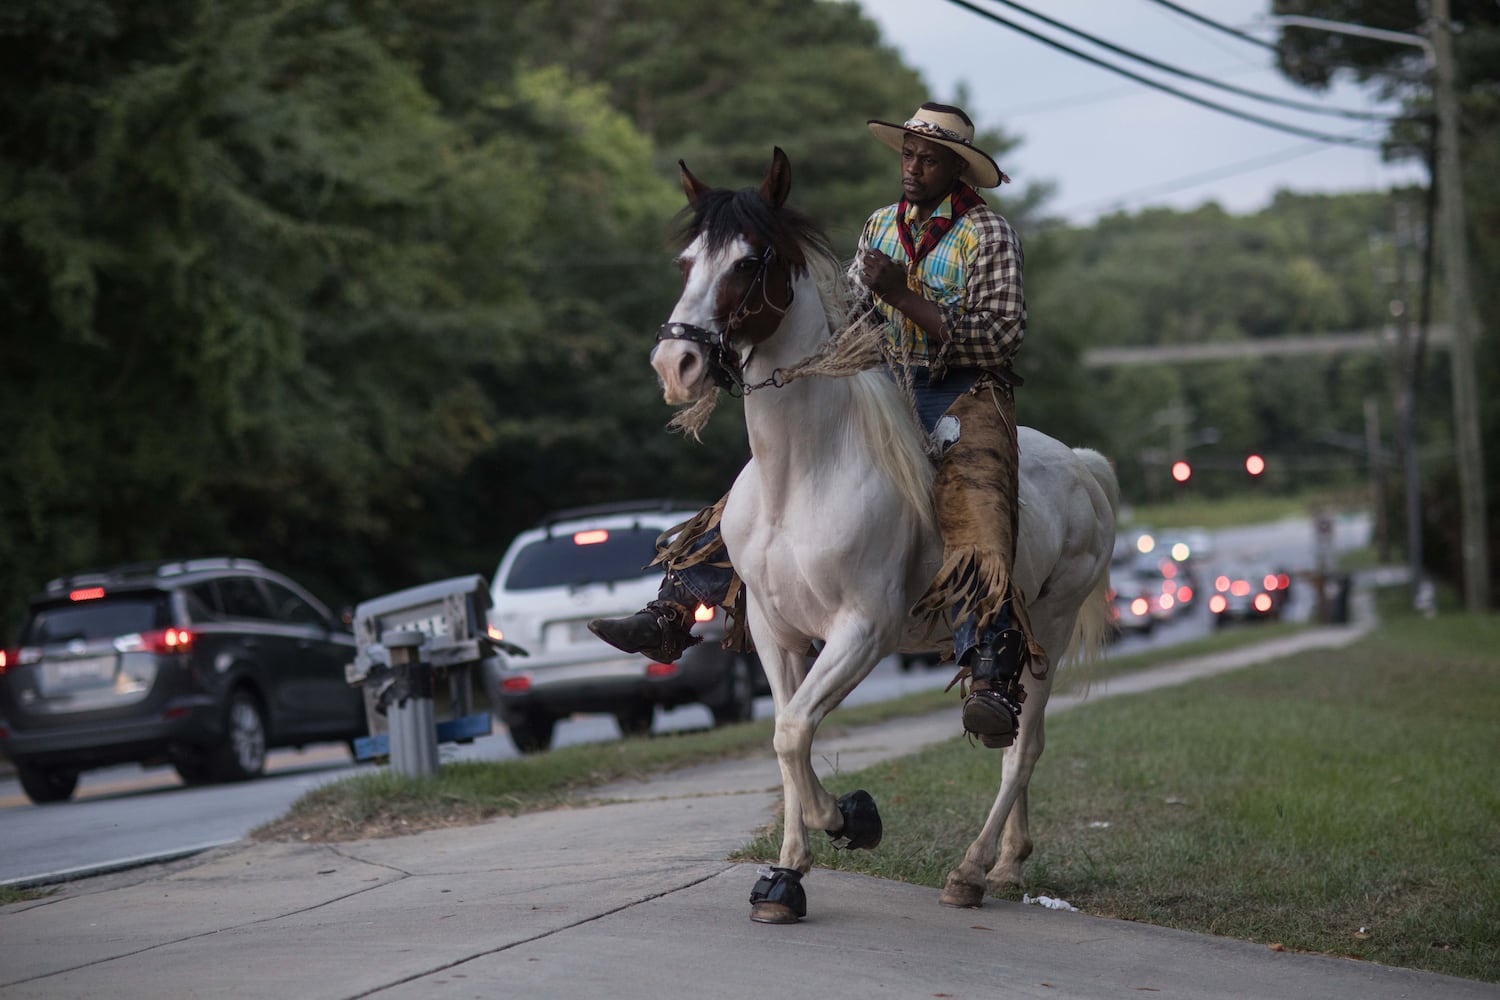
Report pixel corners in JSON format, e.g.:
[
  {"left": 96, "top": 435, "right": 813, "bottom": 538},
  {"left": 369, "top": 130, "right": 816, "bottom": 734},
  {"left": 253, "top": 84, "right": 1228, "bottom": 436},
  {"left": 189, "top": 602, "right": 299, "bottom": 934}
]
[
  {"left": 749, "top": 866, "right": 806, "bottom": 923},
  {"left": 938, "top": 876, "right": 986, "bottom": 909},
  {"left": 827, "top": 788, "right": 882, "bottom": 850}
]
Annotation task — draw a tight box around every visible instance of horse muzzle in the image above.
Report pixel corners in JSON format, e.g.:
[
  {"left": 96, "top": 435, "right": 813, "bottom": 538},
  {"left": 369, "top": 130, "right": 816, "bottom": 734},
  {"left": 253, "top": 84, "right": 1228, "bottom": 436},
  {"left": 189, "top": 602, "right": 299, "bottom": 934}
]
[{"left": 654, "top": 322, "right": 741, "bottom": 401}]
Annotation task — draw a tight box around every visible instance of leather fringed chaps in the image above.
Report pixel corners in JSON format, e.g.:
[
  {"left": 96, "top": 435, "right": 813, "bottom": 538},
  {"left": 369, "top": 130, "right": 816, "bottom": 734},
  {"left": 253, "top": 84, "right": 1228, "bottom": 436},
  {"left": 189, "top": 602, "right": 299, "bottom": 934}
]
[
  {"left": 911, "top": 381, "right": 1045, "bottom": 666},
  {"left": 650, "top": 496, "right": 752, "bottom": 651}
]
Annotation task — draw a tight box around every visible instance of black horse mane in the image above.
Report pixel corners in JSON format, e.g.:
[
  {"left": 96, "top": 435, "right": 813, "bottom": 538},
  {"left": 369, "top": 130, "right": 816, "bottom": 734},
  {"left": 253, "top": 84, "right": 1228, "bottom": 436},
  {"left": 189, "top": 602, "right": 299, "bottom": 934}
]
[{"left": 675, "top": 186, "right": 837, "bottom": 276}]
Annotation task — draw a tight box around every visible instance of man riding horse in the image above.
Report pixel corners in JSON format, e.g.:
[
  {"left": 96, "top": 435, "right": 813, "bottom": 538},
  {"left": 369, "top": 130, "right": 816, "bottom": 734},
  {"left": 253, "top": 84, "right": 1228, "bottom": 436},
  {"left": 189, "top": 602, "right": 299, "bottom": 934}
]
[{"left": 591, "top": 102, "right": 1037, "bottom": 749}]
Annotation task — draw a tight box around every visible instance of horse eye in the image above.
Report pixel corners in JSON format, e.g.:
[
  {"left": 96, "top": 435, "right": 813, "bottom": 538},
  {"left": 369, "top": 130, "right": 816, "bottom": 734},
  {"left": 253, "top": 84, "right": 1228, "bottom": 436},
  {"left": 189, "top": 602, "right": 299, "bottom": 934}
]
[{"left": 734, "top": 257, "right": 760, "bottom": 273}]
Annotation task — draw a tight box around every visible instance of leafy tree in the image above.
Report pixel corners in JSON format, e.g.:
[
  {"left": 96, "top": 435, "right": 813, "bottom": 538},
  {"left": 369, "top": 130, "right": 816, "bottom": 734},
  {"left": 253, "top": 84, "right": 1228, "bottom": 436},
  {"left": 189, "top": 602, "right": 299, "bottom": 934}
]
[{"left": 1273, "top": 0, "right": 1500, "bottom": 601}]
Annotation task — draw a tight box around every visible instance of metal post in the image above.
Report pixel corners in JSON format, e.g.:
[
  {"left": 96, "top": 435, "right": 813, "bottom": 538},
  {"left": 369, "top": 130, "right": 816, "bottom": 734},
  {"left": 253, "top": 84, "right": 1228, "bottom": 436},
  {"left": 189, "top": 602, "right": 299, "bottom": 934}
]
[{"left": 385, "top": 630, "right": 439, "bottom": 779}]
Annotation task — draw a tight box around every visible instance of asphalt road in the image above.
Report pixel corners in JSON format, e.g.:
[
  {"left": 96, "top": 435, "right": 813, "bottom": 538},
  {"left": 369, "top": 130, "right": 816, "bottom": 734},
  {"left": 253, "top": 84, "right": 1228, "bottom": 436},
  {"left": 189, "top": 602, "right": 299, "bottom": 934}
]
[{"left": 0, "top": 512, "right": 1371, "bottom": 887}]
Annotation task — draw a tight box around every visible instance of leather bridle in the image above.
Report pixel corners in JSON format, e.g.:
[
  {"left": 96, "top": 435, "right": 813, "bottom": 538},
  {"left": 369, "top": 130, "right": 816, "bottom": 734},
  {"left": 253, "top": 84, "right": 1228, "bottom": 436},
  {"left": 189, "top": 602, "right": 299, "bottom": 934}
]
[{"left": 655, "top": 244, "right": 795, "bottom": 396}]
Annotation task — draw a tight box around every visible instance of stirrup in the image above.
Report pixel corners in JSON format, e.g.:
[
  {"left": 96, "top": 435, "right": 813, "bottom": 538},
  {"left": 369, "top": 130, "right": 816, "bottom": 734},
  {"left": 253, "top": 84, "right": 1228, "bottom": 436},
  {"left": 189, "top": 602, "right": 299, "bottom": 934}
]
[{"left": 960, "top": 630, "right": 1028, "bottom": 749}]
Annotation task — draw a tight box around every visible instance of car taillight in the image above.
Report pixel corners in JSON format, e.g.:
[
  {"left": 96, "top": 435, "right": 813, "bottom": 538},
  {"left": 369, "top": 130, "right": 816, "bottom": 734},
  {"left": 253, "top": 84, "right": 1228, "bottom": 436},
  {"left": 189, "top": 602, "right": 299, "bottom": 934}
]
[
  {"left": 501, "top": 675, "right": 531, "bottom": 693},
  {"left": 573, "top": 529, "right": 608, "bottom": 546},
  {"left": 1276, "top": 573, "right": 1291, "bottom": 590},
  {"left": 487, "top": 624, "right": 506, "bottom": 642},
  {"left": 1177, "top": 586, "right": 1193, "bottom": 602},
  {"left": 1230, "top": 579, "right": 1250, "bottom": 597},
  {"left": 1253, "top": 593, "right": 1274, "bottom": 613},
  {"left": 1215, "top": 575, "right": 1230, "bottom": 592},
  {"left": 694, "top": 603, "right": 715, "bottom": 623},
  {"left": 646, "top": 661, "right": 677, "bottom": 678},
  {"left": 70, "top": 587, "right": 106, "bottom": 601},
  {"left": 1130, "top": 597, "right": 1150, "bottom": 616},
  {"left": 1263, "top": 574, "right": 1280, "bottom": 592},
  {"left": 1209, "top": 594, "right": 1228, "bottom": 614},
  {"left": 0, "top": 649, "right": 9, "bottom": 675},
  {"left": 123, "top": 628, "right": 195, "bottom": 654}
]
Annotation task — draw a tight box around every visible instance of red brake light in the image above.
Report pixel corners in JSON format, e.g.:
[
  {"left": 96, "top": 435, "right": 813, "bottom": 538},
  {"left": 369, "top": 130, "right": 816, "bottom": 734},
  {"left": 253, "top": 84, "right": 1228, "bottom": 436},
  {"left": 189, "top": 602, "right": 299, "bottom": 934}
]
[
  {"left": 693, "top": 603, "right": 715, "bottom": 623},
  {"left": 70, "top": 587, "right": 106, "bottom": 601},
  {"left": 1215, "top": 575, "right": 1230, "bottom": 592},
  {"left": 1177, "top": 586, "right": 1193, "bottom": 602},
  {"left": 501, "top": 675, "right": 531, "bottom": 693},
  {"left": 0, "top": 649, "right": 8, "bottom": 674},
  {"left": 136, "top": 628, "right": 195, "bottom": 654},
  {"left": 1209, "top": 594, "right": 1228, "bottom": 614},
  {"left": 1263, "top": 574, "right": 1279, "bottom": 591},
  {"left": 1277, "top": 573, "right": 1291, "bottom": 590},
  {"left": 1253, "top": 593, "right": 1274, "bottom": 613},
  {"left": 1130, "top": 597, "right": 1150, "bottom": 616},
  {"left": 1231, "top": 579, "right": 1250, "bottom": 597},
  {"left": 646, "top": 661, "right": 677, "bottom": 678},
  {"left": 573, "top": 529, "right": 608, "bottom": 546}
]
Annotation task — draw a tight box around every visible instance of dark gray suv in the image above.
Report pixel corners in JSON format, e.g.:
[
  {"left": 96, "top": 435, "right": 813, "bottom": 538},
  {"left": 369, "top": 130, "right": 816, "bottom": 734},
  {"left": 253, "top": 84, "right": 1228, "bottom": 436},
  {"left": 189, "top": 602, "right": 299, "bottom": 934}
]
[{"left": 0, "top": 558, "right": 365, "bottom": 804}]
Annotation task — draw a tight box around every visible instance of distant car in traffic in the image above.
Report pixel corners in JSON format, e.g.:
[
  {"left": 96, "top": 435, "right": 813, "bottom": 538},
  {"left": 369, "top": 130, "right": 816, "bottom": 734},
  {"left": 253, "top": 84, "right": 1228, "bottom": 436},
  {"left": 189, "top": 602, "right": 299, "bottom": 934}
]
[
  {"left": 1108, "top": 585, "right": 1156, "bottom": 637},
  {"left": 482, "top": 500, "right": 767, "bottom": 754},
  {"left": 0, "top": 558, "right": 366, "bottom": 804},
  {"left": 1208, "top": 566, "right": 1291, "bottom": 628}
]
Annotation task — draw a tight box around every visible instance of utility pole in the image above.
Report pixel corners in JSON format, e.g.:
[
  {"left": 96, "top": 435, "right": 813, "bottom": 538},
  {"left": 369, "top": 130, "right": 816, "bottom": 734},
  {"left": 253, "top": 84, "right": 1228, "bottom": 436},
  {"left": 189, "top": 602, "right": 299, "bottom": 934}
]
[{"left": 1431, "top": 0, "right": 1491, "bottom": 611}]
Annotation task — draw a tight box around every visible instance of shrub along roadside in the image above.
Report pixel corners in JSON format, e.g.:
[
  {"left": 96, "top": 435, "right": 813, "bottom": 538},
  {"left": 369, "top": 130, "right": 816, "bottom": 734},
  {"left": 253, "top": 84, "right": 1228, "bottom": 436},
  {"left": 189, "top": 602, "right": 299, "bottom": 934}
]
[{"left": 737, "top": 610, "right": 1500, "bottom": 984}]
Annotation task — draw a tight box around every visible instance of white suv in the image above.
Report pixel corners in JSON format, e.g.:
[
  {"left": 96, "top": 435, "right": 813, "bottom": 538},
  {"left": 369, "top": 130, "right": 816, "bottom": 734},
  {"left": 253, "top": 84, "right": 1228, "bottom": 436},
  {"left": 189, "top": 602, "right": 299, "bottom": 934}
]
[{"left": 482, "top": 500, "right": 764, "bottom": 753}]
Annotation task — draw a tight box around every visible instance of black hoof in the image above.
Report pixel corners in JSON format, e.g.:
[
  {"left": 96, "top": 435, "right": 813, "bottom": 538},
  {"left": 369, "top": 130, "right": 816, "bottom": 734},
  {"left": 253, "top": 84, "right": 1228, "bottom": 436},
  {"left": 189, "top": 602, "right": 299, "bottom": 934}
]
[
  {"left": 828, "top": 788, "right": 882, "bottom": 850},
  {"left": 749, "top": 866, "right": 806, "bottom": 923}
]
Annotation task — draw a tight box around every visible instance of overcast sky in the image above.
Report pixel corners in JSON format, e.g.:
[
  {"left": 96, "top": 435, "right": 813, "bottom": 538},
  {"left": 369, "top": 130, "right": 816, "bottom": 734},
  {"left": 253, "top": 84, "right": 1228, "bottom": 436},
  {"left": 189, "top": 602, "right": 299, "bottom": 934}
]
[{"left": 855, "top": 0, "right": 1428, "bottom": 223}]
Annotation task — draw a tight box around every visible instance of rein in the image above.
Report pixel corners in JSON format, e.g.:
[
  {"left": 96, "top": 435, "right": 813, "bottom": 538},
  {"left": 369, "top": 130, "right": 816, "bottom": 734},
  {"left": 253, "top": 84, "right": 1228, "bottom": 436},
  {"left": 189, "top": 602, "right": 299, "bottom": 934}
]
[{"left": 655, "top": 245, "right": 794, "bottom": 396}]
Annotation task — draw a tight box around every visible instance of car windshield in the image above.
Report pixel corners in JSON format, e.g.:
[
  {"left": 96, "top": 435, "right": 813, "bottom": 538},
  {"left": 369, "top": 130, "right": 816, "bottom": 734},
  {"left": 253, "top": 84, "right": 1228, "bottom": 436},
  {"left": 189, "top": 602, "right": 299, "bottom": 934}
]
[
  {"left": 504, "top": 527, "right": 663, "bottom": 591},
  {"left": 22, "top": 593, "right": 172, "bottom": 644}
]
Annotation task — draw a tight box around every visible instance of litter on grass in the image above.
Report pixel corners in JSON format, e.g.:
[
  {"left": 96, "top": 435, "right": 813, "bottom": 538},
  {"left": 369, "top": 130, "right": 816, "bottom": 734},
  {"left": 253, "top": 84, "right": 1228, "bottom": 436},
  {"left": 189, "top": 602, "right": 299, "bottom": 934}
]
[{"left": 1023, "top": 894, "right": 1079, "bottom": 911}]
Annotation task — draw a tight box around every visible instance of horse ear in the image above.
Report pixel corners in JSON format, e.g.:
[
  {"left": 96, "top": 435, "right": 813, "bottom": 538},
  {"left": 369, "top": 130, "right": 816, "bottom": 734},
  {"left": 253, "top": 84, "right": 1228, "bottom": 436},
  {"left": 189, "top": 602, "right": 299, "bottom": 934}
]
[
  {"left": 760, "top": 147, "right": 791, "bottom": 209},
  {"left": 680, "top": 160, "right": 711, "bottom": 207}
]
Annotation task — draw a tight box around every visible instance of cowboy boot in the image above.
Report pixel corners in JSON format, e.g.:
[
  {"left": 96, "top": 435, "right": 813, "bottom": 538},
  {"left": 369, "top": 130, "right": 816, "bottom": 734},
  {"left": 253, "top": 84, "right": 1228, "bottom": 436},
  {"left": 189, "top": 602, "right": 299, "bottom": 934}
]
[
  {"left": 960, "top": 628, "right": 1029, "bottom": 749},
  {"left": 588, "top": 575, "right": 703, "bottom": 664}
]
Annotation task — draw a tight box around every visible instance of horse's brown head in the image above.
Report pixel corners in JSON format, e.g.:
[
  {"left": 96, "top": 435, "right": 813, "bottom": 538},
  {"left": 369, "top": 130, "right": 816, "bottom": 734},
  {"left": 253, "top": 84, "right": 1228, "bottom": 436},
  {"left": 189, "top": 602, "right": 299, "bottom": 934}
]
[{"left": 653, "top": 147, "right": 828, "bottom": 403}]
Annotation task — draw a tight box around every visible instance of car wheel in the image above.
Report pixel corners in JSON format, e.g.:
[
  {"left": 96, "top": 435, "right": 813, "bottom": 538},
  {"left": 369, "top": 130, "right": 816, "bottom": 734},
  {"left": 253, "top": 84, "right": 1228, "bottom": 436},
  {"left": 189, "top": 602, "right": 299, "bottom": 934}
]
[
  {"left": 16, "top": 763, "right": 79, "bottom": 805},
  {"left": 209, "top": 689, "right": 268, "bottom": 782},
  {"left": 615, "top": 705, "right": 654, "bottom": 738},
  {"left": 506, "top": 712, "right": 555, "bottom": 755},
  {"left": 710, "top": 654, "right": 756, "bottom": 726}
]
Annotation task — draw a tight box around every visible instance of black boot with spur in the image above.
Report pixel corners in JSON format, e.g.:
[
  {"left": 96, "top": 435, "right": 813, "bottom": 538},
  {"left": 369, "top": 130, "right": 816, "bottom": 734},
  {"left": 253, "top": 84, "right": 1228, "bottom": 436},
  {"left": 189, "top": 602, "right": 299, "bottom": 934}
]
[
  {"left": 960, "top": 628, "right": 1029, "bottom": 749},
  {"left": 588, "top": 575, "right": 703, "bottom": 664}
]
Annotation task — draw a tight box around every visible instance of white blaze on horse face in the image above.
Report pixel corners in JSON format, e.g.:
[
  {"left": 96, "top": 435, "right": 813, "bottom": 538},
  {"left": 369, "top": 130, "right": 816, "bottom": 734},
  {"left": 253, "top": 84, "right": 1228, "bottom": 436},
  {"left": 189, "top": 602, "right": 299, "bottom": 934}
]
[{"left": 651, "top": 232, "right": 750, "bottom": 404}]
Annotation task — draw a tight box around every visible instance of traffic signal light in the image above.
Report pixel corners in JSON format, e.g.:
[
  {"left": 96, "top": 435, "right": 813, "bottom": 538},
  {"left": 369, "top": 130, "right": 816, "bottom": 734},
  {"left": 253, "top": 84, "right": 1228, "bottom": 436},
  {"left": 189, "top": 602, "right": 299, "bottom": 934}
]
[
  {"left": 1245, "top": 454, "right": 1266, "bottom": 477},
  {"left": 1171, "top": 460, "right": 1192, "bottom": 483}
]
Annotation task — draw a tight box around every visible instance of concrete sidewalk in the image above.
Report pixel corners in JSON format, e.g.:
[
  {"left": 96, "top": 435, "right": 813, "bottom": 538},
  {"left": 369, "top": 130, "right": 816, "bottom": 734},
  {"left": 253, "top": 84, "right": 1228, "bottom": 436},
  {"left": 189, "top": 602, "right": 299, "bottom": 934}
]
[{"left": 3, "top": 597, "right": 1496, "bottom": 999}]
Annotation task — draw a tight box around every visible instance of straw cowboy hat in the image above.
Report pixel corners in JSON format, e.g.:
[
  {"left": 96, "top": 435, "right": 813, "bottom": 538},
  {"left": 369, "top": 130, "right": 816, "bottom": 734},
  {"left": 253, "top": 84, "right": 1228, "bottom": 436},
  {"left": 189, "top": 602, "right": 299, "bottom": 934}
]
[{"left": 867, "top": 103, "right": 1010, "bottom": 188}]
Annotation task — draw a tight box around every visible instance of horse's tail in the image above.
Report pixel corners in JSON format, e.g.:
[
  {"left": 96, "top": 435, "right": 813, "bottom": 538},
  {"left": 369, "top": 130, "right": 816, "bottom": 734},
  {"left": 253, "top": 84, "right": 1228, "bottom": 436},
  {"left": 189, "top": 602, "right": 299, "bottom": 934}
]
[{"left": 1060, "top": 448, "right": 1120, "bottom": 676}]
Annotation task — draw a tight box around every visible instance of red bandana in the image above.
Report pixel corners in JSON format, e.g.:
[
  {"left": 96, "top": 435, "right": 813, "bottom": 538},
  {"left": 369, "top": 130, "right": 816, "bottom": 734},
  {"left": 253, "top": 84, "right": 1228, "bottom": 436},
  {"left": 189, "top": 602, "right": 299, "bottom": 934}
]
[{"left": 896, "top": 182, "right": 985, "bottom": 267}]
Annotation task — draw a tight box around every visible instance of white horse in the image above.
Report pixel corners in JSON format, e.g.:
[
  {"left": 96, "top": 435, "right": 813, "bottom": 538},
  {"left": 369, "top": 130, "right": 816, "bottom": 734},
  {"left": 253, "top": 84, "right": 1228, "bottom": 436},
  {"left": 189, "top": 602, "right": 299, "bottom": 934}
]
[{"left": 651, "top": 148, "right": 1118, "bottom": 923}]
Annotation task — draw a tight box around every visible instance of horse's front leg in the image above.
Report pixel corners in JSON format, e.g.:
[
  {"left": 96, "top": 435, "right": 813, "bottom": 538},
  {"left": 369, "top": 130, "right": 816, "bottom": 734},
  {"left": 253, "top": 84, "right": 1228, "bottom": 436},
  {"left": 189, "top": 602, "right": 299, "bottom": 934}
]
[
  {"left": 940, "top": 673, "right": 1052, "bottom": 907},
  {"left": 751, "top": 616, "right": 891, "bottom": 924}
]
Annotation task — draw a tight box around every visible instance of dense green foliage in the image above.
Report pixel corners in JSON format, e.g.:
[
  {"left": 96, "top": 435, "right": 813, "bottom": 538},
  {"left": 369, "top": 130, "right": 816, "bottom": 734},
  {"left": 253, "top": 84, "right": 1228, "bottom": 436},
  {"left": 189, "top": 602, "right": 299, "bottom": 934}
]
[
  {"left": 2, "top": 0, "right": 1494, "bottom": 636},
  {"left": 1271, "top": 0, "right": 1500, "bottom": 599}
]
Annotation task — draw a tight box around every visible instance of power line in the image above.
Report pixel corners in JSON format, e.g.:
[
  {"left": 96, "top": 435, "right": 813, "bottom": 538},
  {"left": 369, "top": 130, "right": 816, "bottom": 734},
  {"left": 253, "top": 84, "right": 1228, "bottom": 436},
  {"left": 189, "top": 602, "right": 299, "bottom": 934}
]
[
  {"left": 940, "top": 0, "right": 1382, "bottom": 147},
  {"left": 1055, "top": 134, "right": 1392, "bottom": 219},
  {"left": 1140, "top": 0, "right": 1278, "bottom": 53},
  {"left": 985, "top": 0, "right": 1399, "bottom": 122}
]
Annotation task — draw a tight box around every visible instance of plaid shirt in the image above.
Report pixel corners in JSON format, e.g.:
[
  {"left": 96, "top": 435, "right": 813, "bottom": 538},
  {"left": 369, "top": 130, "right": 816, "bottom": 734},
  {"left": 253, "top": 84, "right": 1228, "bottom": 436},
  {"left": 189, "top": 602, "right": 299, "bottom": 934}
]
[{"left": 858, "top": 193, "right": 1026, "bottom": 376}]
